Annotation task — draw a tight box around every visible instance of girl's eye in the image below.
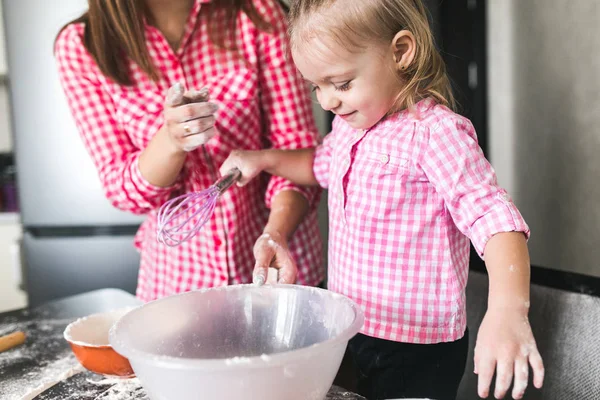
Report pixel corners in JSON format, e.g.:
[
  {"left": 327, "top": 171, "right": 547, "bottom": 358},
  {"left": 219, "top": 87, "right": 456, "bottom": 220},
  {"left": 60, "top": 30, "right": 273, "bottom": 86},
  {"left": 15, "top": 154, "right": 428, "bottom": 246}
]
[
  {"left": 336, "top": 81, "right": 352, "bottom": 92},
  {"left": 310, "top": 84, "right": 319, "bottom": 92}
]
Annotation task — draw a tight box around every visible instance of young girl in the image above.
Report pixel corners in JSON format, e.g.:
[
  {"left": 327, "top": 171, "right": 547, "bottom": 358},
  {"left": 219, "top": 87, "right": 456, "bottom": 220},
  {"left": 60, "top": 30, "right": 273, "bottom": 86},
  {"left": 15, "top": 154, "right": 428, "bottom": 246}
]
[{"left": 221, "top": 0, "right": 544, "bottom": 399}]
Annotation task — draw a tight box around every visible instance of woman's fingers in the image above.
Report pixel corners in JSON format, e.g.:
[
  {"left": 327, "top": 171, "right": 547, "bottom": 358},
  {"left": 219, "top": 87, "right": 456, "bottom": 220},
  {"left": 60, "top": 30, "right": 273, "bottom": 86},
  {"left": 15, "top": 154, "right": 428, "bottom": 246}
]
[
  {"left": 181, "top": 127, "right": 217, "bottom": 152},
  {"left": 162, "top": 83, "right": 218, "bottom": 152},
  {"left": 164, "top": 83, "right": 217, "bottom": 126},
  {"left": 165, "top": 82, "right": 185, "bottom": 107},
  {"left": 177, "top": 102, "right": 219, "bottom": 122},
  {"left": 166, "top": 83, "right": 209, "bottom": 107},
  {"left": 181, "top": 115, "right": 216, "bottom": 137},
  {"left": 184, "top": 87, "right": 209, "bottom": 103}
]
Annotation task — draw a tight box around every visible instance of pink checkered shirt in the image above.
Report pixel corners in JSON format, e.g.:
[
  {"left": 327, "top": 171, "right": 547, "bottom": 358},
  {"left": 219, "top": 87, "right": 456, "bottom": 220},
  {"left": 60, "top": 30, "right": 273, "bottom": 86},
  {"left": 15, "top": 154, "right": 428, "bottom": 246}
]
[
  {"left": 314, "top": 98, "right": 529, "bottom": 344},
  {"left": 55, "top": 0, "right": 323, "bottom": 302}
]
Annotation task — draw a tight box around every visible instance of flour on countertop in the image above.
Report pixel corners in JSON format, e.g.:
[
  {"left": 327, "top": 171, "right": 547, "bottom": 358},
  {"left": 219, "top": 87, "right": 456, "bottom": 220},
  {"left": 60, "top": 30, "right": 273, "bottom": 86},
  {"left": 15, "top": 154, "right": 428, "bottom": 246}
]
[
  {"left": 87, "top": 378, "right": 145, "bottom": 400},
  {"left": 0, "top": 318, "right": 81, "bottom": 400}
]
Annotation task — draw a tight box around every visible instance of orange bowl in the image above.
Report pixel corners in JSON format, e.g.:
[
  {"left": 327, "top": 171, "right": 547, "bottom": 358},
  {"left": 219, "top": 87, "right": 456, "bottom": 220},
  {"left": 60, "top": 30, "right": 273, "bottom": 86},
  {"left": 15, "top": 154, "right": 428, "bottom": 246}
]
[{"left": 63, "top": 307, "right": 136, "bottom": 378}]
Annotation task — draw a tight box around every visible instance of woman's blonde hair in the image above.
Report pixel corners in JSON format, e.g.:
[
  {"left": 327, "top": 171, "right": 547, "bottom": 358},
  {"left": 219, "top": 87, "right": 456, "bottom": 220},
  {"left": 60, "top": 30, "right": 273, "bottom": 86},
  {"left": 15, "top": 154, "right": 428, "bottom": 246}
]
[{"left": 288, "top": 0, "right": 455, "bottom": 112}]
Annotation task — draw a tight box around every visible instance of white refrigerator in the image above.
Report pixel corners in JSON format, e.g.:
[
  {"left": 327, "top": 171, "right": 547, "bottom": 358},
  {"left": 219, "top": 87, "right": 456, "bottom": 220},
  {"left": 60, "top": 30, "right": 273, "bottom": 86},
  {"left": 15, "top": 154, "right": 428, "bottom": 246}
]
[{"left": 2, "top": 0, "right": 144, "bottom": 306}]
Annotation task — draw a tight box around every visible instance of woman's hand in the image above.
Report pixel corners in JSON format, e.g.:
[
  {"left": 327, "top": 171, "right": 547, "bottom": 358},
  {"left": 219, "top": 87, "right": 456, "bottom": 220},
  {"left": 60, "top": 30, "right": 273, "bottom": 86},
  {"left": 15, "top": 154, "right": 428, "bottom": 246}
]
[
  {"left": 219, "top": 149, "right": 271, "bottom": 186},
  {"left": 163, "top": 82, "right": 218, "bottom": 152},
  {"left": 474, "top": 307, "right": 544, "bottom": 399},
  {"left": 252, "top": 231, "right": 297, "bottom": 285}
]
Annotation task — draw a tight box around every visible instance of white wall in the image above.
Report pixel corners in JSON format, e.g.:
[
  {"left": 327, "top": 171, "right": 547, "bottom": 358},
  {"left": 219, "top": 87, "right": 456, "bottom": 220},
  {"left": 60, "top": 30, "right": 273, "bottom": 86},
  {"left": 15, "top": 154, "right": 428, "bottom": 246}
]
[
  {"left": 0, "top": 84, "right": 13, "bottom": 152},
  {"left": 0, "top": 1, "right": 12, "bottom": 152},
  {"left": 487, "top": 0, "right": 516, "bottom": 196},
  {"left": 488, "top": 0, "right": 600, "bottom": 277},
  {"left": 0, "top": 1, "right": 24, "bottom": 313},
  {"left": 0, "top": 222, "right": 25, "bottom": 312}
]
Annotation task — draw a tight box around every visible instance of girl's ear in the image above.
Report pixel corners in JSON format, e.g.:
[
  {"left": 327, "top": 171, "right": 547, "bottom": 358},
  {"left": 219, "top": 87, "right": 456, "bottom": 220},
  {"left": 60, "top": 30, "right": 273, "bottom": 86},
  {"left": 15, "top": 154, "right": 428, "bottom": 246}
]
[{"left": 390, "top": 30, "right": 416, "bottom": 72}]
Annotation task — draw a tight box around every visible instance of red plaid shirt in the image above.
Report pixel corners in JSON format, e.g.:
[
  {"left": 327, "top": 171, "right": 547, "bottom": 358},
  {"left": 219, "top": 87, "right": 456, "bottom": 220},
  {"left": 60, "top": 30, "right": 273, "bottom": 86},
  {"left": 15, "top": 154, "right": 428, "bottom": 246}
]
[
  {"left": 55, "top": 0, "right": 323, "bottom": 301},
  {"left": 314, "top": 99, "right": 530, "bottom": 344}
]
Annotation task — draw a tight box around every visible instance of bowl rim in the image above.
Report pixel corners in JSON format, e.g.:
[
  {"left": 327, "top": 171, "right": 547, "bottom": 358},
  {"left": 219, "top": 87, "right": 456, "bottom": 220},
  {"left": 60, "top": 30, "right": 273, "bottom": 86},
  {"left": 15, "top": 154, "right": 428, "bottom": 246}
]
[
  {"left": 64, "top": 306, "right": 138, "bottom": 349},
  {"left": 109, "top": 284, "right": 365, "bottom": 370}
]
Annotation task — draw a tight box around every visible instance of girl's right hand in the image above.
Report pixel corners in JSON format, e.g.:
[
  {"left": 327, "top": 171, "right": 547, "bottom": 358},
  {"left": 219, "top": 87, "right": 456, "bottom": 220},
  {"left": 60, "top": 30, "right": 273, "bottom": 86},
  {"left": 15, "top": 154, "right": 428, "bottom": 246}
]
[
  {"left": 475, "top": 307, "right": 544, "bottom": 399},
  {"left": 219, "top": 149, "right": 271, "bottom": 186},
  {"left": 163, "top": 82, "right": 219, "bottom": 152}
]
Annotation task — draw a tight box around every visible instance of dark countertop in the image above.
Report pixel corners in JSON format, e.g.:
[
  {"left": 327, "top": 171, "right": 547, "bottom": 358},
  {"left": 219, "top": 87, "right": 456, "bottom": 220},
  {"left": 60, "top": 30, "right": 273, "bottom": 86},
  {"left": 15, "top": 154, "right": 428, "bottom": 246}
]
[{"left": 0, "top": 289, "right": 365, "bottom": 400}]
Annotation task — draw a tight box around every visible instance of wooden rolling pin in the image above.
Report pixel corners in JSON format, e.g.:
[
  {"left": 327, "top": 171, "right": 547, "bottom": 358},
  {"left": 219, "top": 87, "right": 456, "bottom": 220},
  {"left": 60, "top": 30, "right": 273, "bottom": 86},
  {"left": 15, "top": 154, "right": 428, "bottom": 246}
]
[{"left": 0, "top": 331, "right": 26, "bottom": 353}]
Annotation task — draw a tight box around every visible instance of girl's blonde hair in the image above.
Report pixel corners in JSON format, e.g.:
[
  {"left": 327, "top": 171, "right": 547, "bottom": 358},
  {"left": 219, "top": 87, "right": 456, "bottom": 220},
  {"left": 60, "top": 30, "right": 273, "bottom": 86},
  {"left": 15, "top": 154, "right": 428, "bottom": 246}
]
[{"left": 288, "top": 0, "right": 455, "bottom": 112}]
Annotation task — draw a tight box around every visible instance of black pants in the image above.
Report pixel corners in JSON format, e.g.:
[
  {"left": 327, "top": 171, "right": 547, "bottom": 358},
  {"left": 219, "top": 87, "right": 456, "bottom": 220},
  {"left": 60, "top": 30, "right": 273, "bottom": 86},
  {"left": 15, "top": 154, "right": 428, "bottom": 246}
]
[{"left": 348, "top": 330, "right": 469, "bottom": 400}]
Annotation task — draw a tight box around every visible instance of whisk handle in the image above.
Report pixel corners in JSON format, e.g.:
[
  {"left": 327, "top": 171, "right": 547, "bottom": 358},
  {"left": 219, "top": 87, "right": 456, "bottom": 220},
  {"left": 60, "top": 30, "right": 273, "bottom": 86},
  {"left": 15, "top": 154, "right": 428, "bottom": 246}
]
[{"left": 214, "top": 168, "right": 242, "bottom": 193}]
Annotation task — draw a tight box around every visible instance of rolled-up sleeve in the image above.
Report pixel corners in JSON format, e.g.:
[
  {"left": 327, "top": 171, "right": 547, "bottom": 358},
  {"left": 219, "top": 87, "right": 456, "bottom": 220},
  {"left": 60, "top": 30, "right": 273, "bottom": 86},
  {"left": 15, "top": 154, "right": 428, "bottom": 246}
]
[
  {"left": 255, "top": 0, "right": 321, "bottom": 208},
  {"left": 55, "top": 25, "right": 179, "bottom": 215},
  {"left": 418, "top": 117, "right": 530, "bottom": 257}
]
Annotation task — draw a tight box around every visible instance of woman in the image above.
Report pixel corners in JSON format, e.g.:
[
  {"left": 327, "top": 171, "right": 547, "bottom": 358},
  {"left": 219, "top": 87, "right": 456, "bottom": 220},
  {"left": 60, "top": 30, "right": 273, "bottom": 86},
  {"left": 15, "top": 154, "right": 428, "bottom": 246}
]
[{"left": 54, "top": 0, "right": 323, "bottom": 301}]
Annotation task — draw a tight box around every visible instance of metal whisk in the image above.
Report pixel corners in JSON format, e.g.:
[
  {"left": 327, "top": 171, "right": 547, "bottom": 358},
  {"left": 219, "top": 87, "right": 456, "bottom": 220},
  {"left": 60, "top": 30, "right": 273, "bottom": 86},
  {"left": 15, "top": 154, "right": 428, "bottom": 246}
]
[{"left": 156, "top": 168, "right": 242, "bottom": 246}]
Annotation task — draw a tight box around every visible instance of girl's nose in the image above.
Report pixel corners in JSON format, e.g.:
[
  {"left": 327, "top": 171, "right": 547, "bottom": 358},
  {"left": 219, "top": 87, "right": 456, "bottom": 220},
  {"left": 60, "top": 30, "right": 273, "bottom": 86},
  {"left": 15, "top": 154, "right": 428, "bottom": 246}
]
[{"left": 319, "top": 89, "right": 341, "bottom": 112}]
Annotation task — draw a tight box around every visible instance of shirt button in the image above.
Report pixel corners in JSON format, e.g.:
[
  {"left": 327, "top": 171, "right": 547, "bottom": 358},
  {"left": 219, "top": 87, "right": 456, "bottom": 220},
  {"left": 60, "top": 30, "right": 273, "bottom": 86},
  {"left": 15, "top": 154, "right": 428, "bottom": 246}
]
[{"left": 379, "top": 154, "right": 389, "bottom": 164}]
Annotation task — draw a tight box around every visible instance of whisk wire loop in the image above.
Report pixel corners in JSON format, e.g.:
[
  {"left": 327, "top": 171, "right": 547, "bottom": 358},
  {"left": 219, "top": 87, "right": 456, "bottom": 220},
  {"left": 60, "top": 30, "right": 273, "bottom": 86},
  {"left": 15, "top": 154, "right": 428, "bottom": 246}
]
[{"left": 156, "top": 168, "right": 241, "bottom": 246}]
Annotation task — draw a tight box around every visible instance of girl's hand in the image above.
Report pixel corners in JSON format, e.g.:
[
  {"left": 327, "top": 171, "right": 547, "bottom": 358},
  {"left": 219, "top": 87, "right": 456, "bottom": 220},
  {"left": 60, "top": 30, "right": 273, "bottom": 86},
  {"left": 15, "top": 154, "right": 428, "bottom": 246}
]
[
  {"left": 252, "top": 231, "right": 297, "bottom": 285},
  {"left": 474, "top": 307, "right": 544, "bottom": 399},
  {"left": 219, "top": 149, "right": 270, "bottom": 186},
  {"left": 163, "top": 82, "right": 218, "bottom": 152}
]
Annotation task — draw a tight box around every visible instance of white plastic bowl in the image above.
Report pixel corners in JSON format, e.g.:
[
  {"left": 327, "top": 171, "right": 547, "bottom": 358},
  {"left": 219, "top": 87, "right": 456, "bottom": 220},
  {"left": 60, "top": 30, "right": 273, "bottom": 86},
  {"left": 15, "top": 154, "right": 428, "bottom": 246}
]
[{"left": 109, "top": 284, "right": 364, "bottom": 400}]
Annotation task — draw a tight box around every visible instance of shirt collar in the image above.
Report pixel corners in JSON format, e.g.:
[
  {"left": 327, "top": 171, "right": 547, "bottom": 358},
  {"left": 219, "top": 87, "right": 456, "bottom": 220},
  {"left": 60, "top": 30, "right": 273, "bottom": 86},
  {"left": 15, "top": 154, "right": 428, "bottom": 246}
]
[
  {"left": 388, "top": 97, "right": 437, "bottom": 125},
  {"left": 361, "top": 98, "right": 436, "bottom": 133}
]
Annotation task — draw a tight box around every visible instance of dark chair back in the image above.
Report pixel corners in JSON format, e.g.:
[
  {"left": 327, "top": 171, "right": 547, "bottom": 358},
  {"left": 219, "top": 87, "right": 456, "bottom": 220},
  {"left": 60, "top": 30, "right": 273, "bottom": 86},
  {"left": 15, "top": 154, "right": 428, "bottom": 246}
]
[{"left": 458, "top": 271, "right": 600, "bottom": 399}]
